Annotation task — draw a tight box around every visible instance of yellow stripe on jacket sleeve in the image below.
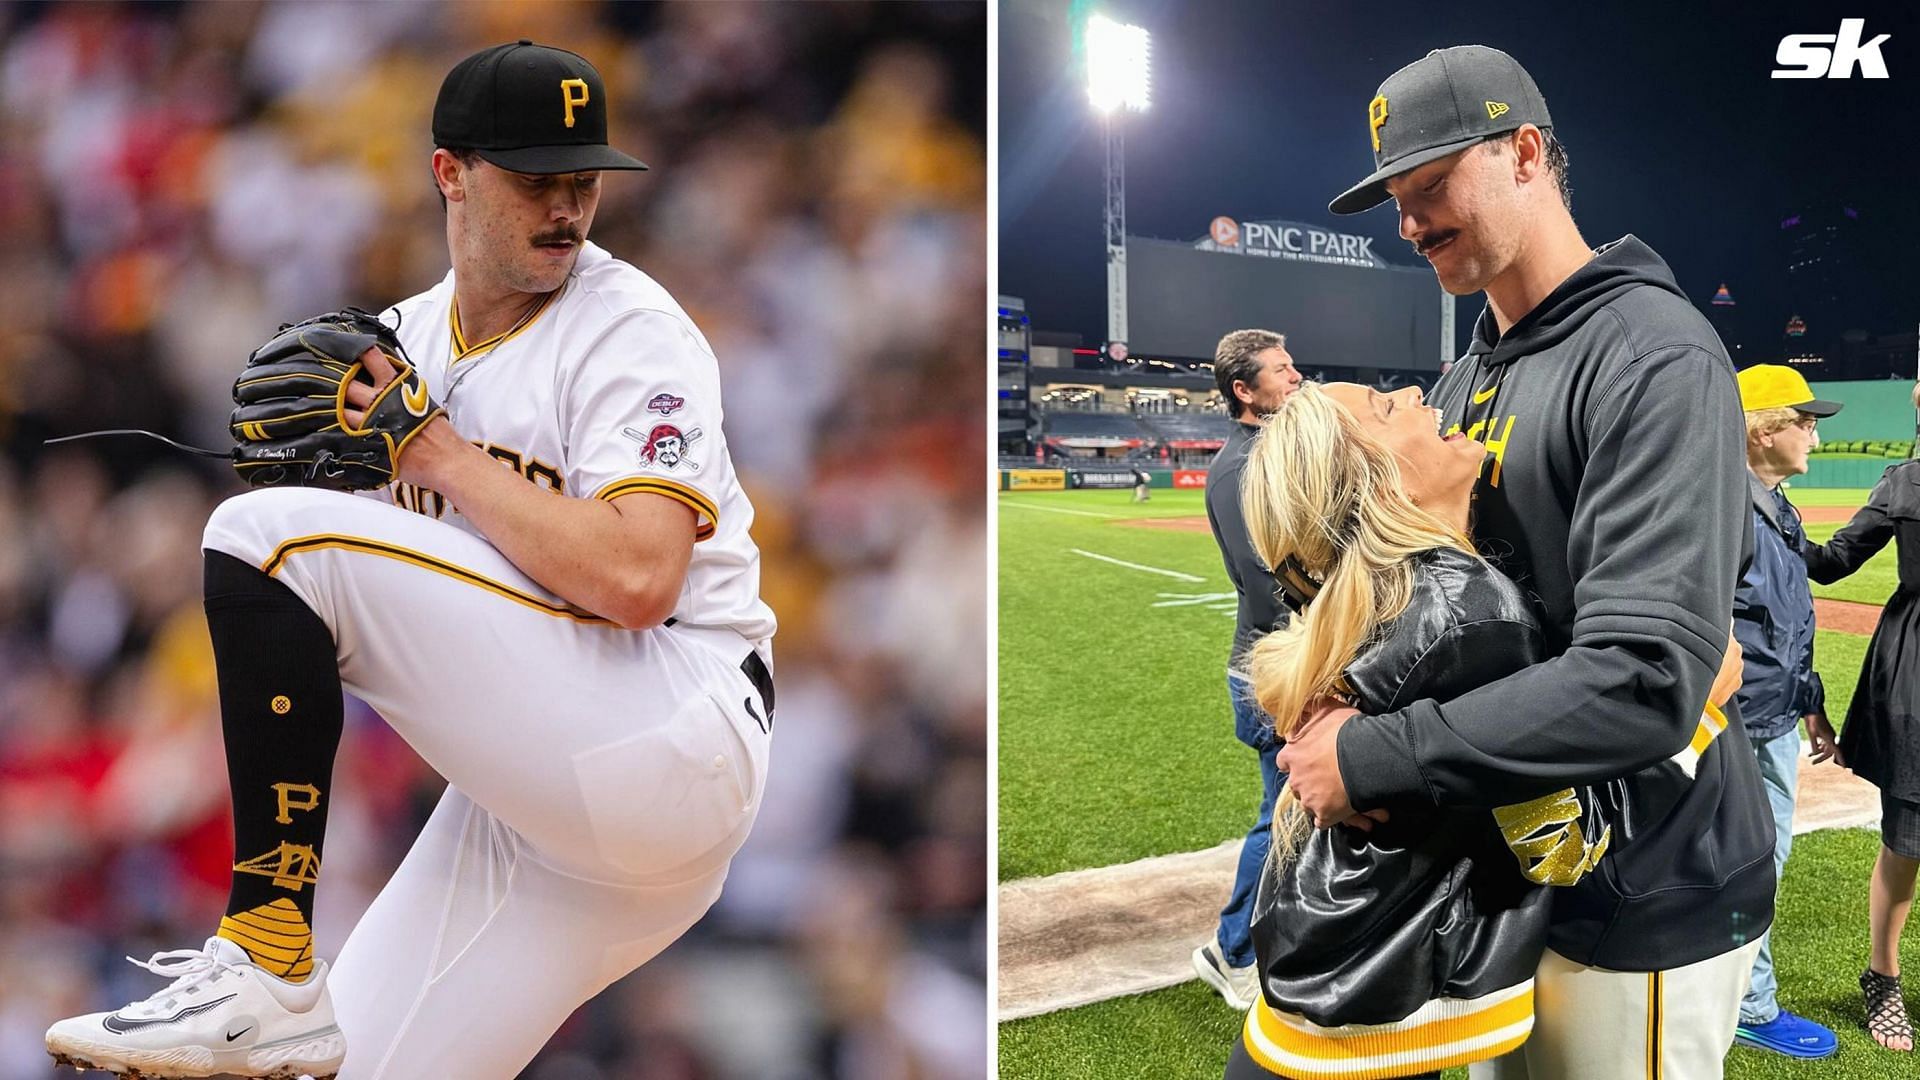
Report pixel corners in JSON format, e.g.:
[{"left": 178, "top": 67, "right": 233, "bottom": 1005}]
[
  {"left": 593, "top": 476, "right": 718, "bottom": 541},
  {"left": 1669, "top": 701, "right": 1731, "bottom": 779}
]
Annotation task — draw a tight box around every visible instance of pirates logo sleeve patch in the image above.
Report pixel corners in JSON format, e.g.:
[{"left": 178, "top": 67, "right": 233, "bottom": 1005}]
[{"left": 622, "top": 422, "right": 704, "bottom": 474}]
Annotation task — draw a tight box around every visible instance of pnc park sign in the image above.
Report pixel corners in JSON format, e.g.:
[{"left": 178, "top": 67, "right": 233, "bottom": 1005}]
[{"left": 1196, "top": 216, "right": 1387, "bottom": 269}]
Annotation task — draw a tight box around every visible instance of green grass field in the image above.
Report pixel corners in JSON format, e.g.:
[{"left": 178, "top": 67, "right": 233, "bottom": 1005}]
[
  {"left": 998, "top": 486, "right": 1914, "bottom": 1079},
  {"left": 1782, "top": 486, "right": 1898, "bottom": 607},
  {"left": 999, "top": 489, "right": 1260, "bottom": 882},
  {"left": 1001, "top": 828, "right": 1920, "bottom": 1080}
]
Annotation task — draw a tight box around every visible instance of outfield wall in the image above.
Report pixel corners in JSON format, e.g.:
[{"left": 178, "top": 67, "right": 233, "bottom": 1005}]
[
  {"left": 1795, "top": 380, "right": 1915, "bottom": 487},
  {"left": 1801, "top": 457, "right": 1900, "bottom": 489},
  {"left": 998, "top": 461, "right": 1892, "bottom": 491},
  {"left": 1807, "top": 380, "right": 1918, "bottom": 442},
  {"left": 998, "top": 469, "right": 1191, "bottom": 490}
]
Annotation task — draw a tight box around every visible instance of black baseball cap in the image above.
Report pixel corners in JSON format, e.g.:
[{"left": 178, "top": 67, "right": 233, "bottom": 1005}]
[
  {"left": 1329, "top": 45, "right": 1550, "bottom": 215},
  {"left": 433, "top": 40, "right": 647, "bottom": 174}
]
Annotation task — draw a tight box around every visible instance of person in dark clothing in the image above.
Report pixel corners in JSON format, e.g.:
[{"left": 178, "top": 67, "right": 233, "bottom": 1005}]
[
  {"left": 1728, "top": 364, "right": 1842, "bottom": 1058},
  {"left": 1193, "top": 328, "right": 1302, "bottom": 1010},
  {"left": 1221, "top": 381, "right": 1744, "bottom": 1080},
  {"left": 1283, "top": 45, "right": 1774, "bottom": 1076},
  {"left": 1802, "top": 381, "right": 1920, "bottom": 1054},
  {"left": 1224, "top": 379, "right": 1536, "bottom": 1080}
]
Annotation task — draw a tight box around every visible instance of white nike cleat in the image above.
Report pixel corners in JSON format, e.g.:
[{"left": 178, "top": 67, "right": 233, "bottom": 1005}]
[{"left": 46, "top": 936, "right": 344, "bottom": 1079}]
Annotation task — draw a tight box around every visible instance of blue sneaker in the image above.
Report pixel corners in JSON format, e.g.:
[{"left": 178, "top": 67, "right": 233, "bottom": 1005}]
[{"left": 1735, "top": 1010, "right": 1839, "bottom": 1058}]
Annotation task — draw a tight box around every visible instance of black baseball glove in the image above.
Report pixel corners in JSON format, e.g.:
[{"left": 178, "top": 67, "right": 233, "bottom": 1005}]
[{"left": 230, "top": 308, "right": 443, "bottom": 490}]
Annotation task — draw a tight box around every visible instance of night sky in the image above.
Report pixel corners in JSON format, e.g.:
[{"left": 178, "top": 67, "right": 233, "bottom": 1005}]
[{"left": 998, "top": 0, "right": 1920, "bottom": 361}]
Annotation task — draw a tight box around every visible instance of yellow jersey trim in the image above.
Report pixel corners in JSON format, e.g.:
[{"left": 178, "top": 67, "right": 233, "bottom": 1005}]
[
  {"left": 593, "top": 475, "right": 718, "bottom": 541},
  {"left": 261, "top": 534, "right": 614, "bottom": 624},
  {"left": 449, "top": 288, "right": 561, "bottom": 364}
]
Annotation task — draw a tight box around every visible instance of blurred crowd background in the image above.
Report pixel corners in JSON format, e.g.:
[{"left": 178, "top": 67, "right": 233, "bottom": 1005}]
[{"left": 0, "top": 2, "right": 987, "bottom": 1078}]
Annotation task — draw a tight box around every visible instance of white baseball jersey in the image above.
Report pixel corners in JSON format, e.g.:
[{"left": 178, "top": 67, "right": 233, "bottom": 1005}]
[
  {"left": 197, "top": 237, "right": 779, "bottom": 1074},
  {"left": 377, "top": 241, "right": 775, "bottom": 645}
]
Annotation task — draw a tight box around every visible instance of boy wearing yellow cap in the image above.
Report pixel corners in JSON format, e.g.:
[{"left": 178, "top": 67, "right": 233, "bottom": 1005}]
[{"left": 1729, "top": 363, "right": 1843, "bottom": 1058}]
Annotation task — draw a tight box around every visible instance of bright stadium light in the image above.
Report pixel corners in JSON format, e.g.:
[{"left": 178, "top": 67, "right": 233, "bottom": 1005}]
[
  {"left": 1084, "top": 13, "right": 1151, "bottom": 345},
  {"left": 1086, "top": 15, "right": 1151, "bottom": 113}
]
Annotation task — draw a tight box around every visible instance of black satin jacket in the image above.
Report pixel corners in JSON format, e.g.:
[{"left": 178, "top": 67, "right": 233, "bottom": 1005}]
[{"left": 1250, "top": 546, "right": 1697, "bottom": 1027}]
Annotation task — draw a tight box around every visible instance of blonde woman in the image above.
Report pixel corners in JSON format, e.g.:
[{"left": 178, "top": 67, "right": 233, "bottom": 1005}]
[{"left": 1223, "top": 383, "right": 1740, "bottom": 1080}]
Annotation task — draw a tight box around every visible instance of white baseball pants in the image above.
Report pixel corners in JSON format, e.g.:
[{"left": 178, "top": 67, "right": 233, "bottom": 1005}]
[{"left": 204, "top": 488, "right": 771, "bottom": 1078}]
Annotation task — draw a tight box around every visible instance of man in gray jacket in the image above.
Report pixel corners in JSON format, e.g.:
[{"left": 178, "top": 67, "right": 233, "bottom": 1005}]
[
  {"left": 1192, "top": 329, "right": 1300, "bottom": 1010},
  {"left": 1278, "top": 46, "right": 1773, "bottom": 1077}
]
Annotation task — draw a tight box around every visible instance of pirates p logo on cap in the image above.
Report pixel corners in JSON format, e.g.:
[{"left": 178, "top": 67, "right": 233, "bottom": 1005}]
[{"left": 561, "top": 78, "right": 589, "bottom": 128}]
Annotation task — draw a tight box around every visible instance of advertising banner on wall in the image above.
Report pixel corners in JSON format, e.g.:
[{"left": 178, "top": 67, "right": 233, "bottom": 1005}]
[
  {"left": 1004, "top": 469, "right": 1067, "bottom": 491},
  {"left": 1067, "top": 470, "right": 1139, "bottom": 490}
]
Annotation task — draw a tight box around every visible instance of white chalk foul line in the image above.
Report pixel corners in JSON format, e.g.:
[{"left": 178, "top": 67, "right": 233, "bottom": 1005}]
[
  {"left": 1001, "top": 501, "right": 1116, "bottom": 519},
  {"left": 1152, "top": 591, "right": 1238, "bottom": 611},
  {"left": 1070, "top": 549, "right": 1206, "bottom": 582}
]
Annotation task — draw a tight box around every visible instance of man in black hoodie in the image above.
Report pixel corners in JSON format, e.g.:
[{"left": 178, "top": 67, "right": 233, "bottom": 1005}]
[{"left": 1276, "top": 46, "right": 1773, "bottom": 1077}]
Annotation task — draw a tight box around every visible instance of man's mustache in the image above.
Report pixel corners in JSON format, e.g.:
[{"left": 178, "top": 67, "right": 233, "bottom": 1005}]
[
  {"left": 533, "top": 228, "right": 583, "bottom": 246},
  {"left": 1413, "top": 230, "right": 1458, "bottom": 257}
]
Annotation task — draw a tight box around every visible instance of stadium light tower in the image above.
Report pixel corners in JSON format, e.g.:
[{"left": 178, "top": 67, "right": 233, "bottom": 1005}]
[{"left": 1086, "top": 14, "right": 1150, "bottom": 347}]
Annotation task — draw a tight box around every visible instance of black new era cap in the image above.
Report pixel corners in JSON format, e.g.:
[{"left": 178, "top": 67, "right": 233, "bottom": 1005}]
[
  {"left": 1329, "top": 45, "right": 1550, "bottom": 215},
  {"left": 433, "top": 40, "right": 647, "bottom": 174}
]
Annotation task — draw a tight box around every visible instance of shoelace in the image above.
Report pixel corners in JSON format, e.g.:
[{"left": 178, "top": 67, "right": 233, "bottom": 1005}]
[{"left": 124, "top": 945, "right": 239, "bottom": 1008}]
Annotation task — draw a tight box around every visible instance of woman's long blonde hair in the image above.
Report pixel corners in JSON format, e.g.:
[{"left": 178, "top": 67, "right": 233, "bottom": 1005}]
[{"left": 1240, "top": 383, "right": 1475, "bottom": 861}]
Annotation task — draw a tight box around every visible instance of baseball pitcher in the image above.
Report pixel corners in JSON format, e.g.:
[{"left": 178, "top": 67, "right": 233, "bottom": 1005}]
[{"left": 46, "top": 40, "right": 775, "bottom": 1080}]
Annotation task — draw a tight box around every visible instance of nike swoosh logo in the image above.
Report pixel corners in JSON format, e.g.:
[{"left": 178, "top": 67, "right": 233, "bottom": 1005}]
[
  {"left": 100, "top": 995, "right": 237, "bottom": 1034},
  {"left": 1472, "top": 385, "right": 1498, "bottom": 404},
  {"left": 226, "top": 1025, "right": 254, "bottom": 1042},
  {"left": 401, "top": 373, "right": 431, "bottom": 417}
]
